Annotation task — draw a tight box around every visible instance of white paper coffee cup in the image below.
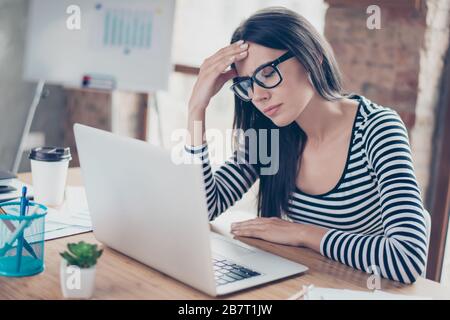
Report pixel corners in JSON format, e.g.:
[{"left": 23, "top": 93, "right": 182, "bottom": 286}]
[{"left": 29, "top": 147, "right": 72, "bottom": 206}]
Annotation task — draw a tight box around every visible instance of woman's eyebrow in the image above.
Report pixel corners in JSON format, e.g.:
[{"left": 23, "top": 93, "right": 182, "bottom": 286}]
[{"left": 242, "top": 59, "right": 274, "bottom": 77}]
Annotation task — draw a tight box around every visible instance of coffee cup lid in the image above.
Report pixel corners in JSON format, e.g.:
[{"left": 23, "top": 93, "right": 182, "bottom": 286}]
[{"left": 29, "top": 147, "right": 72, "bottom": 162}]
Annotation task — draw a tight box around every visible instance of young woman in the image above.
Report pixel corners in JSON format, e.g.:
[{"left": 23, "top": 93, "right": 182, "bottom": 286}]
[{"left": 185, "top": 7, "right": 428, "bottom": 284}]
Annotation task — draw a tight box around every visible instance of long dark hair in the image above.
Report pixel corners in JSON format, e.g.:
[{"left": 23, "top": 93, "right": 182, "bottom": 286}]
[{"left": 230, "top": 7, "right": 345, "bottom": 218}]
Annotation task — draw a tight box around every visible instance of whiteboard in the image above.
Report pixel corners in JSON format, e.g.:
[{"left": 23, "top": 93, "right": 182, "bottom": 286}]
[{"left": 23, "top": 0, "right": 175, "bottom": 92}]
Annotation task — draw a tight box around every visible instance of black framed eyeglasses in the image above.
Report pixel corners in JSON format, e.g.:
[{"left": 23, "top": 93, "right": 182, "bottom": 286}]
[{"left": 230, "top": 51, "right": 294, "bottom": 102}]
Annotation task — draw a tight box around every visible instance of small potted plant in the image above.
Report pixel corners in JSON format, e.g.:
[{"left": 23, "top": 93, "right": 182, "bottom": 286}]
[{"left": 59, "top": 241, "right": 103, "bottom": 299}]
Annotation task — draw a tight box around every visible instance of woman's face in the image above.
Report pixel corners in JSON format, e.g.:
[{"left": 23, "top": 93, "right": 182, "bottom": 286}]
[{"left": 234, "top": 42, "right": 315, "bottom": 127}]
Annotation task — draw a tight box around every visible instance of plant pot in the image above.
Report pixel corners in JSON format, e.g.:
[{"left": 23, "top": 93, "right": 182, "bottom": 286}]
[{"left": 60, "top": 259, "right": 96, "bottom": 299}]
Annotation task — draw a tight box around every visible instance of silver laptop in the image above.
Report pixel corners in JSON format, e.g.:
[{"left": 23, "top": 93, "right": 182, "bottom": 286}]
[{"left": 74, "top": 123, "right": 308, "bottom": 296}]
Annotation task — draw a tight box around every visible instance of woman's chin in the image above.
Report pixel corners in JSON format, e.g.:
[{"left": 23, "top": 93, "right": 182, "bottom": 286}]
[{"left": 270, "top": 115, "right": 293, "bottom": 127}]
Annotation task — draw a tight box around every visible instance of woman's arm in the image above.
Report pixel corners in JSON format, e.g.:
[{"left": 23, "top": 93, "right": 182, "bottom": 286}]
[
  {"left": 184, "top": 41, "right": 252, "bottom": 220},
  {"left": 318, "top": 111, "right": 428, "bottom": 283},
  {"left": 186, "top": 101, "right": 259, "bottom": 221},
  {"left": 185, "top": 141, "right": 259, "bottom": 221},
  {"left": 186, "top": 108, "right": 207, "bottom": 147},
  {"left": 231, "top": 217, "right": 328, "bottom": 251}
]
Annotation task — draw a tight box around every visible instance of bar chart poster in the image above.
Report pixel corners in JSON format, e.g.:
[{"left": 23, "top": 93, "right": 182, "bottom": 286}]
[
  {"left": 99, "top": 7, "right": 154, "bottom": 54},
  {"left": 24, "top": 0, "right": 175, "bottom": 92}
]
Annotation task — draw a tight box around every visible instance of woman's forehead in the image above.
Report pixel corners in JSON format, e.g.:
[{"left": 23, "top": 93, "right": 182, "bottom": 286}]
[{"left": 234, "top": 42, "right": 286, "bottom": 77}]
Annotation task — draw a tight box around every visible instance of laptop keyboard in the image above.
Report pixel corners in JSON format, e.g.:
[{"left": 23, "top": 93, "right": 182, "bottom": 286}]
[{"left": 213, "top": 257, "right": 261, "bottom": 286}]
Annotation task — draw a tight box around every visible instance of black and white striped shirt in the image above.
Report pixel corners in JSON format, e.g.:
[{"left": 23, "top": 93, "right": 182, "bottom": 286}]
[{"left": 185, "top": 95, "right": 428, "bottom": 284}]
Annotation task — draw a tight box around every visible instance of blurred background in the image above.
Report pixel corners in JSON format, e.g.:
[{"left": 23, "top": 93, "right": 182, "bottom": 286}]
[{"left": 0, "top": 0, "right": 449, "bottom": 285}]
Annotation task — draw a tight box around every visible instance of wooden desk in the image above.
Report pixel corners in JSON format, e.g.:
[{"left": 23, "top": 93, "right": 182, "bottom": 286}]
[{"left": 1, "top": 168, "right": 449, "bottom": 299}]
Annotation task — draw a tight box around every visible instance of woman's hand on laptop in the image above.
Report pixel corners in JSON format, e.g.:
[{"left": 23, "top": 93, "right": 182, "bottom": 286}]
[{"left": 231, "top": 217, "right": 328, "bottom": 252}]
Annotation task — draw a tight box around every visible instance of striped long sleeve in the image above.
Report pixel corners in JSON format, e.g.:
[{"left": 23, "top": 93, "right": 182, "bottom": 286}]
[
  {"left": 320, "top": 110, "right": 428, "bottom": 283},
  {"left": 184, "top": 143, "right": 259, "bottom": 220}
]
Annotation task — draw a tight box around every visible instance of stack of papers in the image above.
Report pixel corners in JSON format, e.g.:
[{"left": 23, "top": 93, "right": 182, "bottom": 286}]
[
  {"left": 0, "top": 169, "right": 16, "bottom": 186},
  {"left": 44, "top": 186, "right": 92, "bottom": 240},
  {"left": 303, "top": 287, "right": 431, "bottom": 300},
  {"left": 210, "top": 210, "right": 256, "bottom": 238},
  {"left": 0, "top": 180, "right": 34, "bottom": 202}
]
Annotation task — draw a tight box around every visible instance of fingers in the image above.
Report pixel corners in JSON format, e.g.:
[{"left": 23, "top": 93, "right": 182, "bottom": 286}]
[
  {"left": 231, "top": 218, "right": 268, "bottom": 233},
  {"left": 210, "top": 49, "right": 248, "bottom": 76},
  {"left": 218, "top": 51, "right": 248, "bottom": 75},
  {"left": 214, "top": 55, "right": 237, "bottom": 75},
  {"left": 231, "top": 224, "right": 266, "bottom": 238},
  {"left": 201, "top": 52, "right": 247, "bottom": 84},
  {"left": 202, "top": 41, "right": 249, "bottom": 75},
  {"left": 232, "top": 217, "right": 277, "bottom": 229},
  {"left": 218, "top": 68, "right": 238, "bottom": 83},
  {"left": 233, "top": 229, "right": 257, "bottom": 238},
  {"left": 211, "top": 40, "right": 249, "bottom": 66}
]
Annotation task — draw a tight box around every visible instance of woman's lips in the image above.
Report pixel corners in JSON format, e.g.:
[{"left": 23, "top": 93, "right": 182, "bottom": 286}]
[{"left": 263, "top": 104, "right": 282, "bottom": 116}]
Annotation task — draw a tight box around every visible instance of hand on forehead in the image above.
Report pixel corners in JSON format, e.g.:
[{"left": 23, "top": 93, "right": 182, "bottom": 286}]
[{"left": 234, "top": 42, "right": 287, "bottom": 77}]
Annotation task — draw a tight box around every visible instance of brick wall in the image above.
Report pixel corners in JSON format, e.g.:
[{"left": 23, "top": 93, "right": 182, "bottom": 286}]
[
  {"left": 411, "top": 0, "right": 450, "bottom": 204},
  {"left": 324, "top": 0, "right": 426, "bottom": 130},
  {"left": 324, "top": 0, "right": 450, "bottom": 203}
]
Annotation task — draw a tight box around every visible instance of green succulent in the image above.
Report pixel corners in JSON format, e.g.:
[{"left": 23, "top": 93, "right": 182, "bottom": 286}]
[{"left": 60, "top": 241, "right": 103, "bottom": 269}]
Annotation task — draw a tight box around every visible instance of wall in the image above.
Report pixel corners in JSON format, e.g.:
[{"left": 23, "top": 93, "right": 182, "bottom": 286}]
[
  {"left": 0, "top": 0, "right": 35, "bottom": 170},
  {"left": 411, "top": 0, "right": 450, "bottom": 205},
  {"left": 323, "top": 0, "right": 450, "bottom": 205},
  {"left": 0, "top": 0, "right": 66, "bottom": 173}
]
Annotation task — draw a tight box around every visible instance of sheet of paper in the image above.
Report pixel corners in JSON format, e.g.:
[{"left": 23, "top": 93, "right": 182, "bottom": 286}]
[
  {"left": 0, "top": 180, "right": 34, "bottom": 202},
  {"left": 210, "top": 210, "right": 257, "bottom": 238},
  {"left": 45, "top": 187, "right": 92, "bottom": 228},
  {"left": 1, "top": 185, "right": 92, "bottom": 240},
  {"left": 23, "top": 220, "right": 92, "bottom": 241},
  {"left": 65, "top": 186, "right": 89, "bottom": 215},
  {"left": 304, "top": 287, "right": 431, "bottom": 300},
  {"left": 44, "top": 186, "right": 92, "bottom": 240},
  {"left": 46, "top": 207, "right": 91, "bottom": 228},
  {"left": 44, "top": 224, "right": 91, "bottom": 241}
]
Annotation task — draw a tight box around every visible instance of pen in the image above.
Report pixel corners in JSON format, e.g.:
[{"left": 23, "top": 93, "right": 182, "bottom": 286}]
[
  {"left": 0, "top": 220, "right": 32, "bottom": 257},
  {"left": 0, "top": 206, "right": 38, "bottom": 259},
  {"left": 287, "top": 284, "right": 315, "bottom": 300},
  {"left": 16, "top": 187, "right": 28, "bottom": 271}
]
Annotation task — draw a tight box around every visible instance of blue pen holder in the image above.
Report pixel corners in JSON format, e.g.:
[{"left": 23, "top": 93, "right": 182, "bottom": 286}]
[{"left": 0, "top": 201, "right": 47, "bottom": 277}]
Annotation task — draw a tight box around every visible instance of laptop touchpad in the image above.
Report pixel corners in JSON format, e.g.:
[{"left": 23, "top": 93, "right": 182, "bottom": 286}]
[{"left": 211, "top": 237, "right": 256, "bottom": 257}]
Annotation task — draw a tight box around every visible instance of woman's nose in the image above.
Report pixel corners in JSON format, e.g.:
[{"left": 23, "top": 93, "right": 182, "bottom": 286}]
[{"left": 251, "top": 84, "right": 270, "bottom": 103}]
